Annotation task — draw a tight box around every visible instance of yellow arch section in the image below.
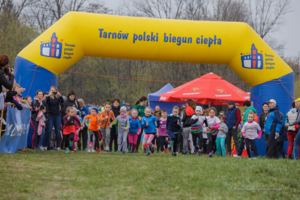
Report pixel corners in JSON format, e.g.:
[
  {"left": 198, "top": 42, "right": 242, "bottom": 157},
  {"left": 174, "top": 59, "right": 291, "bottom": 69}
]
[{"left": 17, "top": 12, "right": 292, "bottom": 87}]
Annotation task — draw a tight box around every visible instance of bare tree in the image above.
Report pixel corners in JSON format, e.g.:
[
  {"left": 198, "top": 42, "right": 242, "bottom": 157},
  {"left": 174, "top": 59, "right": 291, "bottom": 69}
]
[
  {"left": 29, "top": 0, "right": 111, "bottom": 31},
  {"left": 247, "top": 0, "right": 291, "bottom": 39}
]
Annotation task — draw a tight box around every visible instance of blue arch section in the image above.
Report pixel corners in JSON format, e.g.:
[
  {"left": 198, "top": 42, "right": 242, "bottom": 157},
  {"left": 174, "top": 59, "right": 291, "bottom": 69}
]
[
  {"left": 14, "top": 56, "right": 58, "bottom": 97},
  {"left": 251, "top": 72, "right": 294, "bottom": 156}
]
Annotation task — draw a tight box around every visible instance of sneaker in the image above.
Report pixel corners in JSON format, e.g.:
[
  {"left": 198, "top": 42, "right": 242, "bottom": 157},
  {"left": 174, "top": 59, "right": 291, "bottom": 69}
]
[
  {"left": 233, "top": 155, "right": 241, "bottom": 158},
  {"left": 83, "top": 149, "right": 86, "bottom": 152},
  {"left": 143, "top": 149, "right": 146, "bottom": 153},
  {"left": 131, "top": 152, "right": 134, "bottom": 155},
  {"left": 252, "top": 157, "right": 257, "bottom": 159},
  {"left": 92, "top": 150, "right": 95, "bottom": 152},
  {"left": 209, "top": 152, "right": 213, "bottom": 158},
  {"left": 116, "top": 150, "right": 120, "bottom": 153},
  {"left": 164, "top": 148, "right": 168, "bottom": 154},
  {"left": 134, "top": 150, "right": 139, "bottom": 153},
  {"left": 146, "top": 152, "right": 151, "bottom": 156},
  {"left": 50, "top": 147, "right": 56, "bottom": 151},
  {"left": 198, "top": 151, "right": 202, "bottom": 156},
  {"left": 69, "top": 141, "right": 73, "bottom": 147},
  {"left": 128, "top": 145, "right": 131, "bottom": 151},
  {"left": 77, "top": 149, "right": 80, "bottom": 151},
  {"left": 39, "top": 146, "right": 44, "bottom": 151},
  {"left": 44, "top": 147, "right": 47, "bottom": 150},
  {"left": 150, "top": 147, "right": 154, "bottom": 154},
  {"left": 182, "top": 151, "right": 187, "bottom": 155},
  {"left": 88, "top": 150, "right": 91, "bottom": 152},
  {"left": 89, "top": 142, "right": 93, "bottom": 147},
  {"left": 97, "top": 148, "right": 101, "bottom": 153},
  {"left": 65, "top": 148, "right": 69, "bottom": 154},
  {"left": 172, "top": 152, "right": 177, "bottom": 156},
  {"left": 249, "top": 158, "right": 251, "bottom": 160},
  {"left": 56, "top": 147, "right": 60, "bottom": 151},
  {"left": 72, "top": 150, "right": 76, "bottom": 153},
  {"left": 122, "top": 151, "right": 126, "bottom": 155},
  {"left": 168, "top": 147, "right": 172, "bottom": 152}
]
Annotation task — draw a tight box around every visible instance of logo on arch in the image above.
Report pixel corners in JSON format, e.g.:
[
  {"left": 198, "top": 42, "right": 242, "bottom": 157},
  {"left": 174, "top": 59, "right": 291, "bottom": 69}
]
[
  {"left": 40, "top": 32, "right": 62, "bottom": 59},
  {"left": 241, "top": 44, "right": 263, "bottom": 70}
]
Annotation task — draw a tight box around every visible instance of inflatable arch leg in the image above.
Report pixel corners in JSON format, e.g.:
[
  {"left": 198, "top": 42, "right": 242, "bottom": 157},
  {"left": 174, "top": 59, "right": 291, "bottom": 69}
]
[{"left": 15, "top": 12, "right": 294, "bottom": 132}]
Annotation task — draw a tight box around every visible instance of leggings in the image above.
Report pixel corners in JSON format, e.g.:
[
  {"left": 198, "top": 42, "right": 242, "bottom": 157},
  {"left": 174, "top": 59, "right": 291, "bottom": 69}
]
[
  {"left": 63, "top": 132, "right": 74, "bottom": 149},
  {"left": 118, "top": 129, "right": 128, "bottom": 152},
  {"left": 182, "top": 127, "right": 191, "bottom": 153},
  {"left": 192, "top": 133, "right": 203, "bottom": 150},
  {"left": 136, "top": 127, "right": 143, "bottom": 151},
  {"left": 207, "top": 134, "right": 213, "bottom": 153},
  {"left": 245, "top": 138, "right": 258, "bottom": 158},
  {"left": 128, "top": 133, "right": 138, "bottom": 152},
  {"left": 143, "top": 134, "right": 155, "bottom": 151},
  {"left": 159, "top": 136, "right": 168, "bottom": 151},
  {"left": 78, "top": 126, "right": 87, "bottom": 150},
  {"left": 88, "top": 130, "right": 99, "bottom": 150}
]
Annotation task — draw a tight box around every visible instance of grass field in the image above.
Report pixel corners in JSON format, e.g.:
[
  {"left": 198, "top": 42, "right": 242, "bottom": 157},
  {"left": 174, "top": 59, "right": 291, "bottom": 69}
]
[{"left": 0, "top": 149, "right": 299, "bottom": 200}]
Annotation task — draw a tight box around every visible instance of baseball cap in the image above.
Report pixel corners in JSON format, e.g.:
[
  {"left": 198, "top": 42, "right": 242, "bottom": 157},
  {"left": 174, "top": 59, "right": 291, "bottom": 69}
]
[
  {"left": 120, "top": 106, "right": 127, "bottom": 111},
  {"left": 268, "top": 99, "right": 276, "bottom": 104}
]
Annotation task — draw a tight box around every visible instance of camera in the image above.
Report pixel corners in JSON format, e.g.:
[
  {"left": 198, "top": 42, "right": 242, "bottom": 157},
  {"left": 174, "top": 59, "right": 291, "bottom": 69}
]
[
  {"left": 52, "top": 92, "right": 57, "bottom": 95},
  {"left": 40, "top": 105, "right": 45, "bottom": 110}
]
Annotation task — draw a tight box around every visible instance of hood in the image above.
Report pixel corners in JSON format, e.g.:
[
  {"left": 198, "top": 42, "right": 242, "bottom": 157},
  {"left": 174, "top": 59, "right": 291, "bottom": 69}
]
[
  {"left": 246, "top": 106, "right": 257, "bottom": 114},
  {"left": 268, "top": 105, "right": 279, "bottom": 112},
  {"left": 186, "top": 106, "right": 195, "bottom": 116},
  {"left": 67, "top": 92, "right": 76, "bottom": 102},
  {"left": 290, "top": 108, "right": 297, "bottom": 113}
]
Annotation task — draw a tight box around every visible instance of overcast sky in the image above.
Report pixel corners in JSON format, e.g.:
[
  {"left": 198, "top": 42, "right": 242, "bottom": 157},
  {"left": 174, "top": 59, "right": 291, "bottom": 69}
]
[{"left": 104, "top": 0, "right": 300, "bottom": 58}]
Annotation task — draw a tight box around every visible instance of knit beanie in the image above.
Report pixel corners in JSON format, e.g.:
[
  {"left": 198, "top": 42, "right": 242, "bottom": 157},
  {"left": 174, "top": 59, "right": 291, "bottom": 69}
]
[
  {"left": 120, "top": 106, "right": 127, "bottom": 112},
  {"left": 228, "top": 100, "right": 235, "bottom": 105},
  {"left": 92, "top": 107, "right": 98, "bottom": 113},
  {"left": 195, "top": 106, "right": 203, "bottom": 112}
]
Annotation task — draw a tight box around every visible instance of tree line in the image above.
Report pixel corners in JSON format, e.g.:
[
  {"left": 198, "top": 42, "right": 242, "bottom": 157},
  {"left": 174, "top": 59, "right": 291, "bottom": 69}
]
[{"left": 0, "top": 0, "right": 299, "bottom": 105}]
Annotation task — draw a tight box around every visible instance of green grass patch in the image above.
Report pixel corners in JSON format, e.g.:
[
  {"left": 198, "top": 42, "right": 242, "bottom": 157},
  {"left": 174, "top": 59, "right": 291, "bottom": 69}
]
[{"left": 0, "top": 150, "right": 299, "bottom": 200}]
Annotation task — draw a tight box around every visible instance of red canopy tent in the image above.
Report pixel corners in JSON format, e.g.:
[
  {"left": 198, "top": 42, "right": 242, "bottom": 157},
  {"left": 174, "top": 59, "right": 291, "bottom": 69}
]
[{"left": 159, "top": 73, "right": 250, "bottom": 106}]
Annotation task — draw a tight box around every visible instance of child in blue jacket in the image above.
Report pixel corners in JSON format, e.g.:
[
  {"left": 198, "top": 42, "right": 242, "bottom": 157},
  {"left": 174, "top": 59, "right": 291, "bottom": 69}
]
[{"left": 142, "top": 107, "right": 160, "bottom": 156}]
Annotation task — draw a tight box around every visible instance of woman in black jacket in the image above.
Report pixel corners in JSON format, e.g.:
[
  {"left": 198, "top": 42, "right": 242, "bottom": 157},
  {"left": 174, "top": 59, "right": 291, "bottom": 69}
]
[
  {"left": 109, "top": 98, "right": 120, "bottom": 152},
  {"left": 45, "top": 86, "right": 64, "bottom": 150},
  {"left": 0, "top": 55, "right": 14, "bottom": 91},
  {"left": 61, "top": 91, "right": 80, "bottom": 119}
]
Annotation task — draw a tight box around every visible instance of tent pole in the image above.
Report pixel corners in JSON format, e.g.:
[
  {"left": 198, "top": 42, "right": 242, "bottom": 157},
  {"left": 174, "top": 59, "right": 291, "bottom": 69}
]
[{"left": 209, "top": 102, "right": 211, "bottom": 108}]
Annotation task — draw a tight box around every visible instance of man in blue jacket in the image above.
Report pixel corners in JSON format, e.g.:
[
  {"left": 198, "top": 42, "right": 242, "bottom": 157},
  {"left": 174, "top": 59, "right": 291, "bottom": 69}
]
[{"left": 264, "top": 99, "right": 282, "bottom": 159}]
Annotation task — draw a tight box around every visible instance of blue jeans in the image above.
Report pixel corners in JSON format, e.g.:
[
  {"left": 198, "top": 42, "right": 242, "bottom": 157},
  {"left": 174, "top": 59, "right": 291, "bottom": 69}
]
[
  {"left": 40, "top": 128, "right": 46, "bottom": 147},
  {"left": 47, "top": 115, "right": 61, "bottom": 148},
  {"left": 294, "top": 130, "right": 300, "bottom": 159}
]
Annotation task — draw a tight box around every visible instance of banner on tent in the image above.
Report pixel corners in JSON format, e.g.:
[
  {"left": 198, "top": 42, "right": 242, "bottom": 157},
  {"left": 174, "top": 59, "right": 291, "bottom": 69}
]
[{"left": 0, "top": 105, "right": 31, "bottom": 154}]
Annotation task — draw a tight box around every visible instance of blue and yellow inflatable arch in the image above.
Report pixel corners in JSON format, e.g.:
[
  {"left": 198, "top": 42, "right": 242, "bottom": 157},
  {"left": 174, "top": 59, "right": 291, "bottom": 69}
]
[{"left": 15, "top": 12, "right": 294, "bottom": 117}]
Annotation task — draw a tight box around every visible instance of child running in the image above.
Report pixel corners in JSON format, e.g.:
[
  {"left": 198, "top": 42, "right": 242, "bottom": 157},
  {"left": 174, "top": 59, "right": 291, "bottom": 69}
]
[
  {"left": 83, "top": 108, "right": 101, "bottom": 153},
  {"left": 63, "top": 107, "right": 82, "bottom": 154},
  {"left": 109, "top": 106, "right": 130, "bottom": 155},
  {"left": 206, "top": 107, "right": 220, "bottom": 158},
  {"left": 216, "top": 115, "right": 228, "bottom": 156},
  {"left": 190, "top": 106, "right": 207, "bottom": 156},
  {"left": 142, "top": 107, "right": 160, "bottom": 156},
  {"left": 128, "top": 109, "right": 141, "bottom": 155},
  {"left": 99, "top": 103, "right": 115, "bottom": 151},
  {"left": 166, "top": 106, "right": 182, "bottom": 156},
  {"left": 241, "top": 111, "right": 261, "bottom": 160},
  {"left": 158, "top": 109, "right": 168, "bottom": 154}
]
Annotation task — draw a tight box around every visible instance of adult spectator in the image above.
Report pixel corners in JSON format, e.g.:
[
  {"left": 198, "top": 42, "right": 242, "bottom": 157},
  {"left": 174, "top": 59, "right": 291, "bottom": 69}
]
[
  {"left": 109, "top": 98, "right": 121, "bottom": 152},
  {"left": 125, "top": 102, "right": 131, "bottom": 111},
  {"left": 153, "top": 105, "right": 161, "bottom": 115},
  {"left": 224, "top": 100, "right": 241, "bottom": 155},
  {"left": 45, "top": 86, "right": 63, "bottom": 150},
  {"left": 134, "top": 96, "right": 148, "bottom": 153},
  {"left": 265, "top": 99, "right": 282, "bottom": 159},
  {"left": 201, "top": 105, "right": 209, "bottom": 116},
  {"left": 285, "top": 101, "right": 300, "bottom": 160},
  {"left": 260, "top": 102, "right": 269, "bottom": 151},
  {"left": 61, "top": 91, "right": 80, "bottom": 118},
  {"left": 78, "top": 99, "right": 89, "bottom": 151},
  {"left": 234, "top": 100, "right": 258, "bottom": 158},
  {"left": 0, "top": 55, "right": 14, "bottom": 91},
  {"left": 182, "top": 99, "right": 196, "bottom": 154}
]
